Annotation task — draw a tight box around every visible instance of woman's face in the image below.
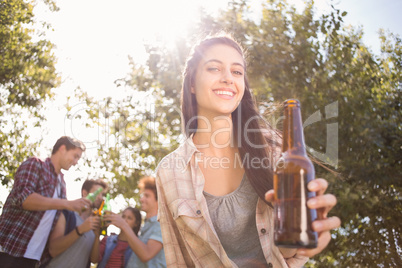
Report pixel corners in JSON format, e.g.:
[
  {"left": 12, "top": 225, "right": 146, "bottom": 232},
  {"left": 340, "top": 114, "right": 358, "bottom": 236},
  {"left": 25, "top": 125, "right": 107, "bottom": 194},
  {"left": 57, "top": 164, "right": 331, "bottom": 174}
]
[
  {"left": 122, "top": 209, "right": 137, "bottom": 229},
  {"left": 191, "top": 44, "right": 245, "bottom": 118}
]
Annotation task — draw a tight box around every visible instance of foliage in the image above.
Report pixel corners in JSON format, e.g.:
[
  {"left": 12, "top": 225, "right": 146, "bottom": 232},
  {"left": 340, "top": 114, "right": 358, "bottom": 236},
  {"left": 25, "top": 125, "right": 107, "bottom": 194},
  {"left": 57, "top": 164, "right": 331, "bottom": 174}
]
[
  {"left": 79, "top": 0, "right": 401, "bottom": 265},
  {"left": 0, "top": 0, "right": 59, "bottom": 187}
]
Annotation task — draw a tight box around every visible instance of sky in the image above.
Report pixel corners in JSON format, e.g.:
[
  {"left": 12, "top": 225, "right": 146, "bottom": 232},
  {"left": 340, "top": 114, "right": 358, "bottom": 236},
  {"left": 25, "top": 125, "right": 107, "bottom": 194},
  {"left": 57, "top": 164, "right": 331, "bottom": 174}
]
[
  {"left": 327, "top": 0, "right": 401, "bottom": 53},
  {"left": 1, "top": 0, "right": 401, "bottom": 214}
]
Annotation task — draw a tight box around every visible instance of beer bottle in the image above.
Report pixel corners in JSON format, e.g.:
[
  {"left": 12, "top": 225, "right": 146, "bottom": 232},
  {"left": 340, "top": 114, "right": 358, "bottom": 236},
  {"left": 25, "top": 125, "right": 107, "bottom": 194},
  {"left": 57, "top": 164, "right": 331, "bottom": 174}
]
[
  {"left": 82, "top": 187, "right": 103, "bottom": 212},
  {"left": 273, "top": 99, "right": 318, "bottom": 248},
  {"left": 101, "top": 193, "right": 111, "bottom": 236},
  {"left": 86, "top": 187, "right": 103, "bottom": 203}
]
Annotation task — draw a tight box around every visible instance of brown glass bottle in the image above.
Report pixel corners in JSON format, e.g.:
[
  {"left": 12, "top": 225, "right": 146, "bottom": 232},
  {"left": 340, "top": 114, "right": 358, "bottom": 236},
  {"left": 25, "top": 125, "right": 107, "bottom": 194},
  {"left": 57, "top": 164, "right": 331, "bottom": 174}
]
[{"left": 273, "top": 99, "right": 318, "bottom": 248}]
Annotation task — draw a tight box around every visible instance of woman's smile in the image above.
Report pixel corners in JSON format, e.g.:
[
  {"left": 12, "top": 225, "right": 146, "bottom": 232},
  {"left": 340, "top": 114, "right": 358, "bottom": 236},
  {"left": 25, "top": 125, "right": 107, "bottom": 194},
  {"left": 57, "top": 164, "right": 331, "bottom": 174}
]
[{"left": 213, "top": 88, "right": 236, "bottom": 99}]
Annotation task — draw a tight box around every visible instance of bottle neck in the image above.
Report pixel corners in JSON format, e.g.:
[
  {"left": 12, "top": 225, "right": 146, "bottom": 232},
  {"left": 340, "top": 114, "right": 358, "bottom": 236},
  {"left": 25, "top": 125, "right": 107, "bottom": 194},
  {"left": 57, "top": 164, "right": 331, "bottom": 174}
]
[{"left": 282, "top": 103, "right": 307, "bottom": 156}]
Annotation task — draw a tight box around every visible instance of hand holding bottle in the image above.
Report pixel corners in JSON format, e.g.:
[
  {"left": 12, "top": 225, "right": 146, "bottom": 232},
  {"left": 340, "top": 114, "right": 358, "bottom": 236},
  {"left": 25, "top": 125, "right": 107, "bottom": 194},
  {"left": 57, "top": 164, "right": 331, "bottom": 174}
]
[
  {"left": 66, "top": 198, "right": 92, "bottom": 212},
  {"left": 273, "top": 99, "right": 318, "bottom": 249},
  {"left": 266, "top": 178, "right": 340, "bottom": 257},
  {"left": 271, "top": 99, "right": 340, "bottom": 256},
  {"left": 77, "top": 215, "right": 101, "bottom": 234},
  {"left": 103, "top": 212, "right": 132, "bottom": 235}
]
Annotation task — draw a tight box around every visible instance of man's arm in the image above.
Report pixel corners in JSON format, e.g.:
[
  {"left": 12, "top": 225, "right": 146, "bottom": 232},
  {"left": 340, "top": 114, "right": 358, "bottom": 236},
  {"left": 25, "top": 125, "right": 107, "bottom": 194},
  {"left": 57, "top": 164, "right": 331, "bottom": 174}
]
[
  {"left": 22, "top": 193, "right": 91, "bottom": 212},
  {"left": 89, "top": 226, "right": 101, "bottom": 263},
  {"left": 48, "top": 213, "right": 100, "bottom": 257},
  {"left": 48, "top": 213, "right": 75, "bottom": 257},
  {"left": 12, "top": 158, "right": 90, "bottom": 212}
]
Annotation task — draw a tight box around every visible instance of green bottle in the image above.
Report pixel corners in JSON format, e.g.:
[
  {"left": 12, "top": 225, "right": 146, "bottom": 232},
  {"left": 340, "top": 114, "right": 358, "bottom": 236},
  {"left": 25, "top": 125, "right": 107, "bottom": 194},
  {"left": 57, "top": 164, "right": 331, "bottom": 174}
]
[
  {"left": 101, "top": 193, "right": 111, "bottom": 236},
  {"left": 86, "top": 187, "right": 103, "bottom": 203},
  {"left": 103, "top": 193, "right": 111, "bottom": 212}
]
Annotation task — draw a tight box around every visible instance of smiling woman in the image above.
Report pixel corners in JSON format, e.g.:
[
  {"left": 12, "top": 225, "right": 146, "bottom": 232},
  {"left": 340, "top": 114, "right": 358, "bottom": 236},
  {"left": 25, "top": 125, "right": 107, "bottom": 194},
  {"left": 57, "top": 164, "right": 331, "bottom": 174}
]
[{"left": 155, "top": 33, "right": 341, "bottom": 267}]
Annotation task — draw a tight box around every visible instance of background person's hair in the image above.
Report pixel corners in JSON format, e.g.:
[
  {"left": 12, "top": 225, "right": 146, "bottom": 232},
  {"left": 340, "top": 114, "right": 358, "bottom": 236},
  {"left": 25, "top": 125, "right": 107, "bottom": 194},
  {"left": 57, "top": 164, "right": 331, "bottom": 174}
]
[
  {"left": 124, "top": 207, "right": 142, "bottom": 235},
  {"left": 138, "top": 176, "right": 158, "bottom": 201},
  {"left": 81, "top": 178, "right": 108, "bottom": 194},
  {"left": 52, "top": 136, "right": 86, "bottom": 155},
  {"left": 180, "top": 32, "right": 280, "bottom": 204}
]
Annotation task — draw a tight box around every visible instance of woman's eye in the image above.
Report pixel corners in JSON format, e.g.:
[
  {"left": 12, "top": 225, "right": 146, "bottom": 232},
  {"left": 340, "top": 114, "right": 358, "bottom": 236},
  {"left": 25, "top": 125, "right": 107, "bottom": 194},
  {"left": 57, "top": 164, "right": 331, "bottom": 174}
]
[
  {"left": 207, "top": 67, "right": 219, "bottom": 72},
  {"left": 233, "top": 70, "right": 243, "bottom": 75}
]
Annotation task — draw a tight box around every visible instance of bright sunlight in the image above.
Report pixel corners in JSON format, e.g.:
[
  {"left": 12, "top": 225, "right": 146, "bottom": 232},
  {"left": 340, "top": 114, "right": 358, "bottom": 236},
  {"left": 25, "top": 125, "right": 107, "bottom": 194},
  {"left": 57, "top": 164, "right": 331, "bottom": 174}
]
[{"left": 29, "top": 0, "right": 233, "bottom": 213}]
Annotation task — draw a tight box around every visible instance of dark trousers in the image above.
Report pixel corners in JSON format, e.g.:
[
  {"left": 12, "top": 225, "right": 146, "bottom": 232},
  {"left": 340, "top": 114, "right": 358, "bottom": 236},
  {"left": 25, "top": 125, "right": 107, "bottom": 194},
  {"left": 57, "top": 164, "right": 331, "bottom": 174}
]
[{"left": 0, "top": 252, "right": 39, "bottom": 268}]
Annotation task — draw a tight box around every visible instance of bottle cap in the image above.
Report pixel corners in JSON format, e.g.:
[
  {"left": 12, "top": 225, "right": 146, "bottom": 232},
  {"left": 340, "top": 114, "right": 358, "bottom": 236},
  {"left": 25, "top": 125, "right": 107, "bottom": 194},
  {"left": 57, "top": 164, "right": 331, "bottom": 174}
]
[{"left": 284, "top": 99, "right": 300, "bottom": 107}]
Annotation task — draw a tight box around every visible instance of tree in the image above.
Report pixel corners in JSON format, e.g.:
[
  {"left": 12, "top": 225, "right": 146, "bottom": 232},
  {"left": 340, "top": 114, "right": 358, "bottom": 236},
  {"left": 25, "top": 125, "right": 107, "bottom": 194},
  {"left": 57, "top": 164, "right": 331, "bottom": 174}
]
[
  {"left": 0, "top": 0, "right": 60, "bottom": 190},
  {"left": 77, "top": 0, "right": 401, "bottom": 265}
]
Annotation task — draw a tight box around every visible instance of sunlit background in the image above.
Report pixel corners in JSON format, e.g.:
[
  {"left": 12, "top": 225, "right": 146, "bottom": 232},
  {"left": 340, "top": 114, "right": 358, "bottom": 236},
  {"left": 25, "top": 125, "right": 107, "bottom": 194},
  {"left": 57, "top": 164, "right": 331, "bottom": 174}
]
[{"left": 1, "top": 0, "right": 401, "bottom": 233}]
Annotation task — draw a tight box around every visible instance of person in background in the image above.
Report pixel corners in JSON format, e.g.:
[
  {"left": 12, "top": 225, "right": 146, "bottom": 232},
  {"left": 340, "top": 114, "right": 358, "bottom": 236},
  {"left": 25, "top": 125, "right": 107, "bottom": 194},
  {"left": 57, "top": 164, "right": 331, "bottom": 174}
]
[
  {"left": 0, "top": 136, "right": 89, "bottom": 268},
  {"left": 94, "top": 207, "right": 142, "bottom": 268},
  {"left": 155, "top": 33, "right": 341, "bottom": 267},
  {"left": 44, "top": 179, "right": 108, "bottom": 268},
  {"left": 106, "top": 176, "right": 166, "bottom": 268}
]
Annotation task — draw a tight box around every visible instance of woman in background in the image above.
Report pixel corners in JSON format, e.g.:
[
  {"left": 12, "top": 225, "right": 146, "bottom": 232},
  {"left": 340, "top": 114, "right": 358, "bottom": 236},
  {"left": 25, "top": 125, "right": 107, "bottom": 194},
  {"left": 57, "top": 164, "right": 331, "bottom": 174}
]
[{"left": 95, "top": 207, "right": 142, "bottom": 268}]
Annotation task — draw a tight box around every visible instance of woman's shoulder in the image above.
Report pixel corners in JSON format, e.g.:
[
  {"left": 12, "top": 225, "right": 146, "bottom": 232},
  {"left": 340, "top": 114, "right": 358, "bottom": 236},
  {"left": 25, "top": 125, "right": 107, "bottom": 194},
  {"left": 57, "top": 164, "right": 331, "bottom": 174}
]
[
  {"left": 158, "top": 147, "right": 181, "bottom": 164},
  {"left": 156, "top": 139, "right": 195, "bottom": 174},
  {"left": 156, "top": 152, "right": 185, "bottom": 182}
]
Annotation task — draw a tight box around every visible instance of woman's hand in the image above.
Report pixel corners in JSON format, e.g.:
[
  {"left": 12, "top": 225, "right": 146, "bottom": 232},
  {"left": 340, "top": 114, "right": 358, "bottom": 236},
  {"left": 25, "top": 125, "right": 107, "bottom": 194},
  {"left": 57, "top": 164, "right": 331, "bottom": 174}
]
[
  {"left": 265, "top": 178, "right": 341, "bottom": 258},
  {"left": 104, "top": 212, "right": 130, "bottom": 231}
]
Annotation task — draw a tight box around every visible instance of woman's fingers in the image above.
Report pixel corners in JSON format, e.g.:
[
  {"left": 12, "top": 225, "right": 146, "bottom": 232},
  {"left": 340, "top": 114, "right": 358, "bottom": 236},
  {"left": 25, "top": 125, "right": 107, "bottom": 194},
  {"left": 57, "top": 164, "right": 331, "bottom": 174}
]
[
  {"left": 308, "top": 179, "right": 336, "bottom": 220},
  {"left": 267, "top": 178, "right": 330, "bottom": 204},
  {"left": 308, "top": 193, "right": 337, "bottom": 218},
  {"left": 104, "top": 213, "right": 123, "bottom": 228},
  {"left": 297, "top": 216, "right": 341, "bottom": 257},
  {"left": 264, "top": 189, "right": 274, "bottom": 203},
  {"left": 308, "top": 178, "right": 328, "bottom": 196},
  {"left": 312, "top": 216, "right": 341, "bottom": 233}
]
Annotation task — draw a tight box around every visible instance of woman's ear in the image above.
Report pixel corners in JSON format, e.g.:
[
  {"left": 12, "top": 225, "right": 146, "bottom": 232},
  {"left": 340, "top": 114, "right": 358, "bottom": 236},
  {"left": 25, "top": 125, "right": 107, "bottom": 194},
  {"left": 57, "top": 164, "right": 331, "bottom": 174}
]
[{"left": 190, "top": 86, "right": 195, "bottom": 94}]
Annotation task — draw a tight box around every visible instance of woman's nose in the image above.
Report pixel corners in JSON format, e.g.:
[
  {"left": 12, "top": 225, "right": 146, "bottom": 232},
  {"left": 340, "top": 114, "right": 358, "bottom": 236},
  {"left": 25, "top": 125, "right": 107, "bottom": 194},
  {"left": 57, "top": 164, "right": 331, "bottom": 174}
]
[{"left": 220, "top": 69, "right": 233, "bottom": 85}]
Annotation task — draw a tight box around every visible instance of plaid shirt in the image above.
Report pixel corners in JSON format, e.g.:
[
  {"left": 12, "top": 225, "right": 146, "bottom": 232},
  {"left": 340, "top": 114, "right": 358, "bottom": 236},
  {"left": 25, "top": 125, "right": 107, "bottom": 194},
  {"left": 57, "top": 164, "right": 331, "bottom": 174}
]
[
  {"left": 156, "top": 137, "right": 309, "bottom": 268},
  {"left": 0, "top": 157, "right": 66, "bottom": 259}
]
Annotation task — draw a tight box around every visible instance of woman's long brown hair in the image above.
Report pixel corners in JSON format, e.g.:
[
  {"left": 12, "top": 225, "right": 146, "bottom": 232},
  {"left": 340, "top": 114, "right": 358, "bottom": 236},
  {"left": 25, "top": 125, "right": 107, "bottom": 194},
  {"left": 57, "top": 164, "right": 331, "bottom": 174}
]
[{"left": 181, "top": 33, "right": 279, "bottom": 204}]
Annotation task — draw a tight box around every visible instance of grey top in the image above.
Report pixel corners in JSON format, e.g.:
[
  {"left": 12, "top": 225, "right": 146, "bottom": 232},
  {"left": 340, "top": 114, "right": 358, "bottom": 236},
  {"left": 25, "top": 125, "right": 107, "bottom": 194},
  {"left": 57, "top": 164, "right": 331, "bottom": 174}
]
[
  {"left": 46, "top": 212, "right": 95, "bottom": 268},
  {"left": 204, "top": 175, "right": 268, "bottom": 268}
]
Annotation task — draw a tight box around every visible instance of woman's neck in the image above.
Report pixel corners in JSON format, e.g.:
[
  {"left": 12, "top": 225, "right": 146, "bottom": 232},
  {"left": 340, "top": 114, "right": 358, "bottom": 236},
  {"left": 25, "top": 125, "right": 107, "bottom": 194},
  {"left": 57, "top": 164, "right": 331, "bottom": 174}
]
[{"left": 194, "top": 114, "right": 235, "bottom": 153}]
